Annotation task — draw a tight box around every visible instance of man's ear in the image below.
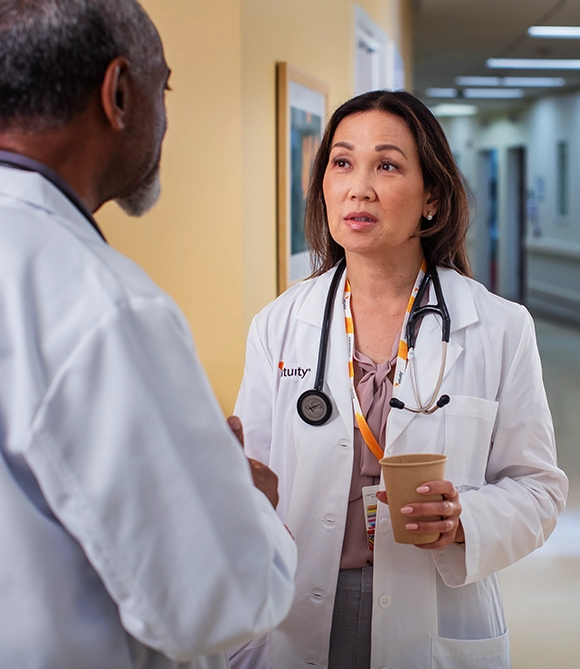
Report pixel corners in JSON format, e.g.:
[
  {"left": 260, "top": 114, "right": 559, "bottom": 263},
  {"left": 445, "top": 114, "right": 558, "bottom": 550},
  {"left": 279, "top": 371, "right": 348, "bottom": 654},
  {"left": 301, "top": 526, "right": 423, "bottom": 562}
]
[{"left": 100, "top": 57, "right": 131, "bottom": 131}]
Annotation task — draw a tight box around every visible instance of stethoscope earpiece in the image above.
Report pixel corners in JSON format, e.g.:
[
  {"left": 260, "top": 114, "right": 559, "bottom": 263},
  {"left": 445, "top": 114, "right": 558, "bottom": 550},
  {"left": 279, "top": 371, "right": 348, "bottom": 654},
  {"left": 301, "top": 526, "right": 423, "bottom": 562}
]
[
  {"left": 390, "top": 393, "right": 450, "bottom": 413},
  {"left": 389, "top": 398, "right": 405, "bottom": 410}
]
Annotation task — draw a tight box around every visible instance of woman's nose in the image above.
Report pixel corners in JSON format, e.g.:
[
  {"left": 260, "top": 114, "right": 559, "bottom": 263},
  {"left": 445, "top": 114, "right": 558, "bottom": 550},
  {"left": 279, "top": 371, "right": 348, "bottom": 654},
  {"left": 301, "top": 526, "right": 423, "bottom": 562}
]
[{"left": 348, "top": 170, "right": 375, "bottom": 200}]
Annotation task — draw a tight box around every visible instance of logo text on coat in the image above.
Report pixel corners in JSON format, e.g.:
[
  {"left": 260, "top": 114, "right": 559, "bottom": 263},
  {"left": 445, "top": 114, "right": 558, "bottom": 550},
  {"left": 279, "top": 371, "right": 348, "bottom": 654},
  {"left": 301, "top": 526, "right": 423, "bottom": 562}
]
[{"left": 278, "top": 361, "right": 311, "bottom": 379}]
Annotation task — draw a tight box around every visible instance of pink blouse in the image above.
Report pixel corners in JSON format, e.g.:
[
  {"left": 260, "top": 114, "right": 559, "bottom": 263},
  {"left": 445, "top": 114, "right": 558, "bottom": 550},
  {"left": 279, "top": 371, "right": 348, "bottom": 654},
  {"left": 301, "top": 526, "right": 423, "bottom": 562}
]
[{"left": 339, "top": 342, "right": 398, "bottom": 569}]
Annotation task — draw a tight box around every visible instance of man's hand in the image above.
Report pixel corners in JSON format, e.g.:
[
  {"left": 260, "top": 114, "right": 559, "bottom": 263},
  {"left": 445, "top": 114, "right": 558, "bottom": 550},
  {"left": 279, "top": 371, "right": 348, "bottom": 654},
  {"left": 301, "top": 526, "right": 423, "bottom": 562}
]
[{"left": 227, "top": 416, "right": 280, "bottom": 509}]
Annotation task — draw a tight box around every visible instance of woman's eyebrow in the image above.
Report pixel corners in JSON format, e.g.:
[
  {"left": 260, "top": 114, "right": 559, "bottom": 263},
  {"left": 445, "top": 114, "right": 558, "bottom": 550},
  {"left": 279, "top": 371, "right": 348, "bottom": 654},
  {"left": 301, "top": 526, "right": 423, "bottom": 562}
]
[
  {"left": 375, "top": 143, "right": 407, "bottom": 158},
  {"left": 330, "top": 140, "right": 407, "bottom": 159},
  {"left": 330, "top": 141, "right": 355, "bottom": 150}
]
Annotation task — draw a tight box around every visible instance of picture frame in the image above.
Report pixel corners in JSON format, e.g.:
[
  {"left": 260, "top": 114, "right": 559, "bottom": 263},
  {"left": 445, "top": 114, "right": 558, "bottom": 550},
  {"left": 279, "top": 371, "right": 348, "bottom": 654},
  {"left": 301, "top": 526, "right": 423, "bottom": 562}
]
[{"left": 276, "top": 62, "right": 329, "bottom": 294}]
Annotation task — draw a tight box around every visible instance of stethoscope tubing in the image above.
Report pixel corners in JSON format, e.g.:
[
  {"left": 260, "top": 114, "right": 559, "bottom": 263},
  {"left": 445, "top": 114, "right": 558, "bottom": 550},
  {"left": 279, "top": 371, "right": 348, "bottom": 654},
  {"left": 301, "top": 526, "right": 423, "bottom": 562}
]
[
  {"left": 404, "top": 263, "right": 451, "bottom": 412},
  {"left": 312, "top": 257, "right": 346, "bottom": 392},
  {"left": 297, "top": 257, "right": 451, "bottom": 425}
]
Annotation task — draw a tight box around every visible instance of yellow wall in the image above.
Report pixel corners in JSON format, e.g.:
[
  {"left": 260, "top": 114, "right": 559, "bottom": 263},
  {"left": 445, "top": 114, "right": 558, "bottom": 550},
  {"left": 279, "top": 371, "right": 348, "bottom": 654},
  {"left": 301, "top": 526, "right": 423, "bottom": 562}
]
[
  {"left": 95, "top": 0, "right": 412, "bottom": 414},
  {"left": 96, "top": 0, "right": 245, "bottom": 412},
  {"left": 241, "top": 0, "right": 413, "bottom": 329}
]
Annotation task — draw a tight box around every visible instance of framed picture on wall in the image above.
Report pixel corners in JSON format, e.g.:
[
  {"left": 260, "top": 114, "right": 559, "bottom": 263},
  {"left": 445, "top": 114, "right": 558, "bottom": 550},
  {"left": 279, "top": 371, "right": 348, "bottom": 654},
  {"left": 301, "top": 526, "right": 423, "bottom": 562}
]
[{"left": 276, "top": 62, "right": 329, "bottom": 293}]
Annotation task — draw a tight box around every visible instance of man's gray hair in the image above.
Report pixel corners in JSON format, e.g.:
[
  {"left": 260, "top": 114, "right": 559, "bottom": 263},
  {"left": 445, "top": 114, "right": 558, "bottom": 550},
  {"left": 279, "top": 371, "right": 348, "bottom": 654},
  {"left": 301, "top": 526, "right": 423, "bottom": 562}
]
[{"left": 0, "top": 0, "right": 158, "bottom": 131}]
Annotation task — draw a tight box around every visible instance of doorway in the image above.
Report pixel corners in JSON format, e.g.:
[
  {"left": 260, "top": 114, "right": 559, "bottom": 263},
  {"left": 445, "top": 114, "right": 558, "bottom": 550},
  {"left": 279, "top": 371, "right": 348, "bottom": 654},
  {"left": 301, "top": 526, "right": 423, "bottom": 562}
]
[
  {"left": 505, "top": 147, "right": 527, "bottom": 304},
  {"left": 474, "top": 149, "right": 499, "bottom": 292},
  {"left": 354, "top": 5, "right": 387, "bottom": 95}
]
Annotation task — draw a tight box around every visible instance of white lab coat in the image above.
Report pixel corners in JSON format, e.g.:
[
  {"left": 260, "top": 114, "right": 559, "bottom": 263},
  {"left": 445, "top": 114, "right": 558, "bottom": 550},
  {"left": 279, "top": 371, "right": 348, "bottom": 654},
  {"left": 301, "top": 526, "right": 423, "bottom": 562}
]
[
  {"left": 233, "top": 263, "right": 568, "bottom": 669},
  {"left": 0, "top": 166, "right": 297, "bottom": 669}
]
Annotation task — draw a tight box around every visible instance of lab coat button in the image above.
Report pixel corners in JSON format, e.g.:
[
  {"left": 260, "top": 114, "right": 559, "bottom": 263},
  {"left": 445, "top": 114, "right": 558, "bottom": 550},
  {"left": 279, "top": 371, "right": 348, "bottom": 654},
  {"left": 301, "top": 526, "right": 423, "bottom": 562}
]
[
  {"left": 323, "top": 515, "right": 336, "bottom": 526},
  {"left": 310, "top": 591, "right": 325, "bottom": 603},
  {"left": 378, "top": 594, "right": 392, "bottom": 609},
  {"left": 379, "top": 518, "right": 391, "bottom": 533}
]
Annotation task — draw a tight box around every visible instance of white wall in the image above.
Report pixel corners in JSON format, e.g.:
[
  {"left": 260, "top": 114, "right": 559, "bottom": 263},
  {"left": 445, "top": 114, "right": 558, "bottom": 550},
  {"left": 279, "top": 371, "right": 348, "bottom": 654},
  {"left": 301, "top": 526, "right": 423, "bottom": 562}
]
[
  {"left": 440, "top": 91, "right": 580, "bottom": 325},
  {"left": 525, "top": 96, "right": 580, "bottom": 324}
]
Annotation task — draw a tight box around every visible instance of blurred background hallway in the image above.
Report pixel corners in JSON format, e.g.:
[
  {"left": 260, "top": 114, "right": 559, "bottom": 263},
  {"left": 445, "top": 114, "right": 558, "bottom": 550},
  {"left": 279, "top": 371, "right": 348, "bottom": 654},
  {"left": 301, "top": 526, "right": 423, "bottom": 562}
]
[
  {"left": 500, "top": 318, "right": 580, "bottom": 669},
  {"left": 413, "top": 5, "right": 580, "bottom": 662},
  {"left": 415, "top": 4, "right": 580, "bottom": 663}
]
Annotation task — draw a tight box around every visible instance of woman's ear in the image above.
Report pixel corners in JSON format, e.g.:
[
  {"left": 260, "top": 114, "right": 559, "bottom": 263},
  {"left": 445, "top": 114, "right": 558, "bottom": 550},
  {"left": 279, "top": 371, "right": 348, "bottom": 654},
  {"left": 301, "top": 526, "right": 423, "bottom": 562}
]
[
  {"left": 424, "top": 186, "right": 440, "bottom": 218},
  {"left": 100, "top": 57, "right": 131, "bottom": 131}
]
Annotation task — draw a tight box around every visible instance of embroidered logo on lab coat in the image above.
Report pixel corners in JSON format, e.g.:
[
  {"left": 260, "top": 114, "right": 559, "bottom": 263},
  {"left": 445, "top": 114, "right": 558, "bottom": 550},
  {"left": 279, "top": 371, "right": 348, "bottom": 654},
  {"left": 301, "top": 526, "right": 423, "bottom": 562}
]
[{"left": 278, "top": 361, "right": 311, "bottom": 379}]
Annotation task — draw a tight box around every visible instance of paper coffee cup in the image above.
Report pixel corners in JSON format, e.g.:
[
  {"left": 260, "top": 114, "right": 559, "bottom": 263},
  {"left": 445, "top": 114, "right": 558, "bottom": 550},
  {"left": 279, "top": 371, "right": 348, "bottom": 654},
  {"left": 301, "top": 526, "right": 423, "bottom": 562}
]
[{"left": 379, "top": 453, "right": 447, "bottom": 545}]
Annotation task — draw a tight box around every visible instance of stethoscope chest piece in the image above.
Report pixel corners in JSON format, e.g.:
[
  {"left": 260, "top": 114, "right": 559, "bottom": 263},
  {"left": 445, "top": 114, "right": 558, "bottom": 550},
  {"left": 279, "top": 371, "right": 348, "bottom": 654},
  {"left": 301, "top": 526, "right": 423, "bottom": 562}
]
[
  {"left": 297, "top": 389, "right": 333, "bottom": 426},
  {"left": 297, "top": 258, "right": 346, "bottom": 427}
]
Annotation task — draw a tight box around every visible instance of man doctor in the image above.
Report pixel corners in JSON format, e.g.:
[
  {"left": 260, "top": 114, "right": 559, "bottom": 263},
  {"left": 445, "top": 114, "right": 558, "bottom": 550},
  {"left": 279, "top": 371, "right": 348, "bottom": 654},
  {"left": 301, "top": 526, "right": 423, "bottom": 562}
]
[{"left": 0, "top": 1, "right": 296, "bottom": 668}]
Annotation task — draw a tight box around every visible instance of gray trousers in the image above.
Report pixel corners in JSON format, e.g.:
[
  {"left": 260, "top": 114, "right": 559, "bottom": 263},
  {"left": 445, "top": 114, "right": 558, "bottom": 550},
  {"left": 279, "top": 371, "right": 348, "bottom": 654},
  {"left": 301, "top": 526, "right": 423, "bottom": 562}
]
[{"left": 328, "top": 566, "right": 373, "bottom": 669}]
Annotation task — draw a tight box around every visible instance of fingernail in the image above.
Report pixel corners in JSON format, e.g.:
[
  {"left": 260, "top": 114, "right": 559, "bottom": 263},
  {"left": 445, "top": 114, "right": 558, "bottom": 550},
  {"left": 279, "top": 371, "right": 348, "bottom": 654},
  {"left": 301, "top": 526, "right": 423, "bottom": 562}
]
[
  {"left": 400, "top": 506, "right": 414, "bottom": 514},
  {"left": 416, "top": 485, "right": 430, "bottom": 493},
  {"left": 405, "top": 523, "right": 419, "bottom": 530}
]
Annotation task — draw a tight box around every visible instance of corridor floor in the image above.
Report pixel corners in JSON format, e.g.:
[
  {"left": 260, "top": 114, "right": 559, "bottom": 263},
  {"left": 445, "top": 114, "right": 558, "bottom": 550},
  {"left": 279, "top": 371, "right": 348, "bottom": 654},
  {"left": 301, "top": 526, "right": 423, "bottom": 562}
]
[{"left": 499, "top": 317, "right": 580, "bottom": 669}]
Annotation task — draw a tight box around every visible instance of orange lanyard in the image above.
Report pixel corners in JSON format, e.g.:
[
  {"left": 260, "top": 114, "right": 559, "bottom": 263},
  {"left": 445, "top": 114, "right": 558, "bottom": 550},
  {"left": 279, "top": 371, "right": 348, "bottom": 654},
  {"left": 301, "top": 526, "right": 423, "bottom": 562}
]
[{"left": 343, "top": 259, "right": 427, "bottom": 460}]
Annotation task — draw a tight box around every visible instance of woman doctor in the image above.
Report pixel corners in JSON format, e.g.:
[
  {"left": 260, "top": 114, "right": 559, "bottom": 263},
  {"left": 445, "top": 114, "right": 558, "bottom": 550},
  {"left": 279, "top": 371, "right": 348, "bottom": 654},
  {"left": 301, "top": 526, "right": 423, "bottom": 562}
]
[{"left": 230, "top": 90, "right": 568, "bottom": 669}]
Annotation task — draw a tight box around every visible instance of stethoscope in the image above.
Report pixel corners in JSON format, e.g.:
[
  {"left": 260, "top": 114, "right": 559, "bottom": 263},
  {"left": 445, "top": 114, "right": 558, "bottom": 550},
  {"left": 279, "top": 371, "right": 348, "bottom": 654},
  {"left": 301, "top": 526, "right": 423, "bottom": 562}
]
[
  {"left": 0, "top": 150, "right": 107, "bottom": 242},
  {"left": 296, "top": 257, "right": 451, "bottom": 426}
]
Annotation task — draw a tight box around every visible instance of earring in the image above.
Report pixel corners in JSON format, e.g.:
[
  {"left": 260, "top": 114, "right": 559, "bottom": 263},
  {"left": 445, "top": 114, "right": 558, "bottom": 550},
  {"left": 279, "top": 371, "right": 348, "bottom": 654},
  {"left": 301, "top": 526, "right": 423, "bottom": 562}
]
[{"left": 426, "top": 212, "right": 433, "bottom": 221}]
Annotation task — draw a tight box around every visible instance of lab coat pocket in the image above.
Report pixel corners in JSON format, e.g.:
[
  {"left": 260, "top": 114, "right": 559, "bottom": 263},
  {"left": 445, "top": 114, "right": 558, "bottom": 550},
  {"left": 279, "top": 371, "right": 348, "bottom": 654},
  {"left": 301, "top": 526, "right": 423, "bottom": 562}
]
[
  {"left": 444, "top": 396, "right": 499, "bottom": 487},
  {"left": 431, "top": 629, "right": 510, "bottom": 669}
]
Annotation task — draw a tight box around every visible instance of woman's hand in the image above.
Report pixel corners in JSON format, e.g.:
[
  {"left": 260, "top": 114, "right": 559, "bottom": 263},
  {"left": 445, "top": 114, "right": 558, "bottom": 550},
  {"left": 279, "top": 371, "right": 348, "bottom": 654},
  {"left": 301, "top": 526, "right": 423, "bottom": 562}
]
[{"left": 378, "top": 481, "right": 464, "bottom": 549}]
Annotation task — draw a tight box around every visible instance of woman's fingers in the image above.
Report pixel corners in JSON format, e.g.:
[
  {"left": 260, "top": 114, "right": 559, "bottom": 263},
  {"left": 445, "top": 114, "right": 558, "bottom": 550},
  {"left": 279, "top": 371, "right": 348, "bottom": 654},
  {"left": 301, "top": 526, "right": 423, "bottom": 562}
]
[{"left": 398, "top": 479, "right": 463, "bottom": 549}]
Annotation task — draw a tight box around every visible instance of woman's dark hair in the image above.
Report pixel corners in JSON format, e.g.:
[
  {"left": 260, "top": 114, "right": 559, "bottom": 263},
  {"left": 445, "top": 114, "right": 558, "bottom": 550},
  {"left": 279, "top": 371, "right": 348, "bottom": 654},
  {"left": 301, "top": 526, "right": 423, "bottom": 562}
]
[
  {"left": 0, "top": 0, "right": 156, "bottom": 131},
  {"left": 304, "top": 89, "right": 472, "bottom": 277}
]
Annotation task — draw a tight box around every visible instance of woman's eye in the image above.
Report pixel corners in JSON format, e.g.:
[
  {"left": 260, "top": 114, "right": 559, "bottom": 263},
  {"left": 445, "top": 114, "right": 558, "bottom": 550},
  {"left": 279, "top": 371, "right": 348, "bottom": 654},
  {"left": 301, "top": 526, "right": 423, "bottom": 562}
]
[
  {"left": 333, "top": 159, "right": 349, "bottom": 168},
  {"left": 380, "top": 161, "right": 395, "bottom": 171}
]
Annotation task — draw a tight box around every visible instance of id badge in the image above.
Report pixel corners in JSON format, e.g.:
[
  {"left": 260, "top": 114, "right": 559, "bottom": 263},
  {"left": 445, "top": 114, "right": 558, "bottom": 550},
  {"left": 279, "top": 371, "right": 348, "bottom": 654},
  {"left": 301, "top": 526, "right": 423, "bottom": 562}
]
[{"left": 362, "top": 484, "right": 379, "bottom": 550}]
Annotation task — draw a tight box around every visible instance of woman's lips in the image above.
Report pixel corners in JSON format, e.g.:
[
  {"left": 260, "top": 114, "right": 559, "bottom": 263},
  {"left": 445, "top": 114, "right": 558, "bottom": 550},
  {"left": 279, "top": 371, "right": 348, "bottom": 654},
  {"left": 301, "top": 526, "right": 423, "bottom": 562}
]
[{"left": 344, "top": 211, "right": 378, "bottom": 230}]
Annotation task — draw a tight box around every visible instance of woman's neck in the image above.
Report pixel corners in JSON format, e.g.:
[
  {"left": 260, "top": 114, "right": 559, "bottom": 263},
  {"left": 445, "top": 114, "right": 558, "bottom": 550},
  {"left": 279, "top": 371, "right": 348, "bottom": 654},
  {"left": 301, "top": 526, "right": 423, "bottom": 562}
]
[{"left": 344, "top": 246, "right": 424, "bottom": 302}]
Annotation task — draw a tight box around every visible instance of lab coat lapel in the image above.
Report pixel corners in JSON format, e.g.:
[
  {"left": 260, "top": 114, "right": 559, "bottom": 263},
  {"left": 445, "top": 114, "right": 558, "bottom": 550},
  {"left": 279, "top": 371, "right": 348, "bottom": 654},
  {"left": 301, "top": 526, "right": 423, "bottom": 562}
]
[
  {"left": 387, "top": 269, "right": 478, "bottom": 446},
  {"left": 297, "top": 266, "right": 353, "bottom": 443}
]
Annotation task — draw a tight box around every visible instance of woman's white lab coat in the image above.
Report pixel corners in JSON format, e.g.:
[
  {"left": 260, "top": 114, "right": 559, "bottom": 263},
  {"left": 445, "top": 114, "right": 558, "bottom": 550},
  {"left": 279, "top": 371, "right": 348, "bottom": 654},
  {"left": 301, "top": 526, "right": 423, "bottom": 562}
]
[{"left": 233, "top": 264, "right": 568, "bottom": 669}]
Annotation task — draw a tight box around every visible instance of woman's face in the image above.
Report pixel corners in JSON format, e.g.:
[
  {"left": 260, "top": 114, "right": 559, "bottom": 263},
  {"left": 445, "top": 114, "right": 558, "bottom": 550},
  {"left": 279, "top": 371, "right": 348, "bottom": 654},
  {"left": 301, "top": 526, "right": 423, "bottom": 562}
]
[{"left": 322, "top": 110, "right": 438, "bottom": 262}]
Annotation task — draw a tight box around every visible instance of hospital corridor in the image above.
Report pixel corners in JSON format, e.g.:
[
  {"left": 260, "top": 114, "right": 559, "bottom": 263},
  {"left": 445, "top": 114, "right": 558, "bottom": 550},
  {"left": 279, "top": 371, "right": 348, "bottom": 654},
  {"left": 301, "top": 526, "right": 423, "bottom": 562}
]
[
  {"left": 499, "top": 318, "right": 580, "bottom": 669},
  {"left": 20, "top": 0, "right": 576, "bottom": 667}
]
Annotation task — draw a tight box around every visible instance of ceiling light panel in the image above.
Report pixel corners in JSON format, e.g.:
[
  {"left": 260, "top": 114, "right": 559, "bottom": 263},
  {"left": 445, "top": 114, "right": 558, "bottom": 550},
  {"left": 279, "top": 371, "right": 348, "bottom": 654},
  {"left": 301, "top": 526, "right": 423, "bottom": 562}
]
[
  {"left": 455, "top": 76, "right": 501, "bottom": 86},
  {"left": 430, "top": 103, "right": 478, "bottom": 117},
  {"left": 487, "top": 58, "right": 580, "bottom": 69},
  {"left": 502, "top": 76, "right": 565, "bottom": 86},
  {"left": 463, "top": 88, "right": 524, "bottom": 99},
  {"left": 528, "top": 26, "right": 580, "bottom": 38},
  {"left": 425, "top": 88, "right": 458, "bottom": 98},
  {"left": 456, "top": 76, "right": 565, "bottom": 87}
]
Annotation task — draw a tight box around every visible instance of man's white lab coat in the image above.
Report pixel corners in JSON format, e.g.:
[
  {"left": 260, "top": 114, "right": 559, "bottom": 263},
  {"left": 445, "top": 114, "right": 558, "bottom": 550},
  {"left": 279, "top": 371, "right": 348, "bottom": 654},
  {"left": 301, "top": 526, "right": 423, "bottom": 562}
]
[
  {"left": 0, "top": 165, "right": 296, "bottom": 669},
  {"left": 233, "top": 263, "right": 568, "bottom": 669}
]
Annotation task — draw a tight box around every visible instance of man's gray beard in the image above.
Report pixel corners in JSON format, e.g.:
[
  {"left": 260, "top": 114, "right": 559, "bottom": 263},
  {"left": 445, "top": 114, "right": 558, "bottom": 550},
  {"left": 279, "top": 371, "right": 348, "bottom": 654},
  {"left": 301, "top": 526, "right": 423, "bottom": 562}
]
[{"left": 115, "top": 167, "right": 161, "bottom": 217}]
